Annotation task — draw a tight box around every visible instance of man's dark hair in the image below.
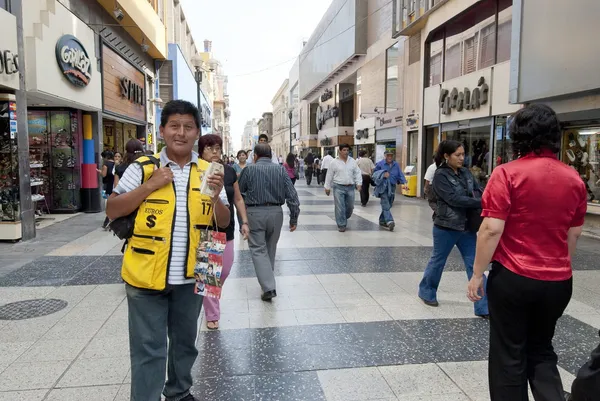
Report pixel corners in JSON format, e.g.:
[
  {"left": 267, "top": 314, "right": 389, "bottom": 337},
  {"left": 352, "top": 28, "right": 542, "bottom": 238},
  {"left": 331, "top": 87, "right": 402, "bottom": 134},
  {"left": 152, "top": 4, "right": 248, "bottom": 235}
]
[
  {"left": 358, "top": 150, "right": 367, "bottom": 157},
  {"left": 327, "top": 150, "right": 334, "bottom": 156},
  {"left": 104, "top": 150, "right": 114, "bottom": 160},
  {"left": 434, "top": 140, "right": 463, "bottom": 167},
  {"left": 254, "top": 143, "right": 272, "bottom": 159},
  {"left": 258, "top": 133, "right": 269, "bottom": 142},
  {"left": 160, "top": 100, "right": 200, "bottom": 128},
  {"left": 339, "top": 143, "right": 350, "bottom": 151},
  {"left": 510, "top": 103, "right": 561, "bottom": 157}
]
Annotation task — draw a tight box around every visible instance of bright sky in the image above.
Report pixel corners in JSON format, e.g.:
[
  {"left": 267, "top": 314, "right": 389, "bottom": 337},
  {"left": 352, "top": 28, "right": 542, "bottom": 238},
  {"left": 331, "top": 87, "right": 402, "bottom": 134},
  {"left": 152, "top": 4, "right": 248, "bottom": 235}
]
[{"left": 180, "top": 0, "right": 333, "bottom": 151}]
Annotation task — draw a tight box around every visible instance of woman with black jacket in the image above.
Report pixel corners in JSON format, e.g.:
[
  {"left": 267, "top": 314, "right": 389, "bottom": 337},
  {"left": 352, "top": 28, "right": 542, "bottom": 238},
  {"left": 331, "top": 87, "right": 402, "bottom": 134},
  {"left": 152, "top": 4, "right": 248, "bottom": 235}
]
[
  {"left": 418, "top": 140, "right": 489, "bottom": 318},
  {"left": 304, "top": 152, "right": 315, "bottom": 185}
]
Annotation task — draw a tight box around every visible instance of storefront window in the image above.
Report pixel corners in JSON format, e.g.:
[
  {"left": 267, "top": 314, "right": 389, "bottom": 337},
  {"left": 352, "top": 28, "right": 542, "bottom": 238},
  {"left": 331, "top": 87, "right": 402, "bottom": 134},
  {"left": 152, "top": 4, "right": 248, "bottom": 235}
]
[
  {"left": 562, "top": 128, "right": 600, "bottom": 204},
  {"left": 385, "top": 42, "right": 400, "bottom": 111},
  {"left": 444, "top": 126, "right": 492, "bottom": 186},
  {"left": 408, "top": 131, "right": 419, "bottom": 166},
  {"left": 497, "top": 6, "right": 512, "bottom": 63},
  {"left": 0, "top": 0, "right": 9, "bottom": 11},
  {"left": 493, "top": 116, "right": 515, "bottom": 168}
]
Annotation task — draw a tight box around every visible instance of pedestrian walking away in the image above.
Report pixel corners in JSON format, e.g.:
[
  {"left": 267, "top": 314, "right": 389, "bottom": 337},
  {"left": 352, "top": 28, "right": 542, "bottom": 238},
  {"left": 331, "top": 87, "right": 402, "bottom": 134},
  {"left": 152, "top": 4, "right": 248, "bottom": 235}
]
[
  {"left": 304, "top": 152, "right": 314, "bottom": 185},
  {"left": 466, "top": 104, "right": 588, "bottom": 401},
  {"left": 418, "top": 139, "right": 488, "bottom": 318},
  {"left": 373, "top": 150, "right": 406, "bottom": 230},
  {"left": 324, "top": 143, "right": 362, "bottom": 232},
  {"left": 314, "top": 158, "right": 322, "bottom": 185},
  {"left": 239, "top": 143, "right": 300, "bottom": 301},
  {"left": 106, "top": 100, "right": 230, "bottom": 401},
  {"left": 320, "top": 150, "right": 334, "bottom": 187},
  {"left": 356, "top": 150, "right": 375, "bottom": 206},
  {"left": 284, "top": 153, "right": 297, "bottom": 185},
  {"left": 97, "top": 151, "right": 115, "bottom": 229},
  {"left": 198, "top": 134, "right": 250, "bottom": 331}
]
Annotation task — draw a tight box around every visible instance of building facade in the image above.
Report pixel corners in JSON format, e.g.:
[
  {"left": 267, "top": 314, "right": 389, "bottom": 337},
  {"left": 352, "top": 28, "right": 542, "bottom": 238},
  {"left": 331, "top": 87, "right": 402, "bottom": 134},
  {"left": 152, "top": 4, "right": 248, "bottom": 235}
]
[
  {"left": 241, "top": 119, "right": 257, "bottom": 152},
  {"left": 258, "top": 112, "right": 273, "bottom": 141},
  {"left": 271, "top": 79, "right": 289, "bottom": 160}
]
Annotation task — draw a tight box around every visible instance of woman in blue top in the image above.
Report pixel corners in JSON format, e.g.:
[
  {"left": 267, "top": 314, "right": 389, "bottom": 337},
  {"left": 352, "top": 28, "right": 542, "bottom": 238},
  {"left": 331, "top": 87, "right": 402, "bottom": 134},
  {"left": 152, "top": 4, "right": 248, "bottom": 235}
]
[{"left": 232, "top": 150, "right": 248, "bottom": 178}]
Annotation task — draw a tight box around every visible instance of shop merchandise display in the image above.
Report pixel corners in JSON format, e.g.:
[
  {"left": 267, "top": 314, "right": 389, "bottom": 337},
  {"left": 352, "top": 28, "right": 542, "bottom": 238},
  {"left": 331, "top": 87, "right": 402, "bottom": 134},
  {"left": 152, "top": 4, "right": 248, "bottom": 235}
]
[
  {"left": 563, "top": 129, "right": 600, "bottom": 203},
  {"left": 0, "top": 100, "right": 20, "bottom": 222}
]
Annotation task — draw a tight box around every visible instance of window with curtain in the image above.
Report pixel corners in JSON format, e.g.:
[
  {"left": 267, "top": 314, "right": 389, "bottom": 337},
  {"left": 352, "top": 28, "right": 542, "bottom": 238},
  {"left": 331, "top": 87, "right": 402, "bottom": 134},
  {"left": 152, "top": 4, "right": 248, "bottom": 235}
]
[
  {"left": 497, "top": 7, "right": 512, "bottom": 63},
  {"left": 428, "top": 37, "right": 443, "bottom": 86},
  {"left": 409, "top": 33, "right": 421, "bottom": 65},
  {"left": 444, "top": 43, "right": 461, "bottom": 80},
  {"left": 385, "top": 42, "right": 400, "bottom": 111},
  {"left": 479, "top": 23, "right": 496, "bottom": 69},
  {"left": 463, "top": 33, "right": 479, "bottom": 75}
]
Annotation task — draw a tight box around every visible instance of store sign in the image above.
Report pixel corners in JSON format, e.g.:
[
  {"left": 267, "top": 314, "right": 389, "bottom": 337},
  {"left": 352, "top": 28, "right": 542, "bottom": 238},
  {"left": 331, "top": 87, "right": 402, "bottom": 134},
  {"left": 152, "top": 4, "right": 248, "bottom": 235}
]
[
  {"left": 376, "top": 112, "right": 402, "bottom": 130},
  {"left": 320, "top": 89, "right": 333, "bottom": 102},
  {"left": 406, "top": 111, "right": 419, "bottom": 130},
  {"left": 355, "top": 128, "right": 369, "bottom": 140},
  {"left": 440, "top": 76, "right": 489, "bottom": 115},
  {"left": 55, "top": 35, "right": 92, "bottom": 87},
  {"left": 316, "top": 105, "right": 339, "bottom": 130},
  {"left": 0, "top": 50, "right": 18, "bottom": 76},
  {"left": 120, "top": 77, "right": 145, "bottom": 106}
]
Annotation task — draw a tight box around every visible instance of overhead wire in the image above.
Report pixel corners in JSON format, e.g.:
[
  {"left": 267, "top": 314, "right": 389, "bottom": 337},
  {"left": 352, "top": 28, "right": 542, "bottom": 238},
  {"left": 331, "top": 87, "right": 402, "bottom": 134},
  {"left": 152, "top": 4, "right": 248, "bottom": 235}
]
[{"left": 231, "top": 0, "right": 394, "bottom": 78}]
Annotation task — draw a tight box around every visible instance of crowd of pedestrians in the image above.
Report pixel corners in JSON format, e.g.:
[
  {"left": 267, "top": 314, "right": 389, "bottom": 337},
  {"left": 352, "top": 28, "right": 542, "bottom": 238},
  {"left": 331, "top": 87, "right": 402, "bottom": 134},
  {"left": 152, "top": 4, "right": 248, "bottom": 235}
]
[{"left": 101, "top": 100, "right": 599, "bottom": 401}]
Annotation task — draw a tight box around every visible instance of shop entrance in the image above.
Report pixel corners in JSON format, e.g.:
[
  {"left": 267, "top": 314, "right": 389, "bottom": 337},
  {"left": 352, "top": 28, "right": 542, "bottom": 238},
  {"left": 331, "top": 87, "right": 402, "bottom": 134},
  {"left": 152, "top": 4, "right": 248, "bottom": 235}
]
[{"left": 103, "top": 119, "right": 142, "bottom": 154}]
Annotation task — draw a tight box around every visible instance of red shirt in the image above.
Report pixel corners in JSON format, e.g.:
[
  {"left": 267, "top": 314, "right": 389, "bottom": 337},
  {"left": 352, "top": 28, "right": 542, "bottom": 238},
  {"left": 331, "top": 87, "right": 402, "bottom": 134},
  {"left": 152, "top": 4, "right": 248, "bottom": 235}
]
[{"left": 482, "top": 149, "right": 587, "bottom": 281}]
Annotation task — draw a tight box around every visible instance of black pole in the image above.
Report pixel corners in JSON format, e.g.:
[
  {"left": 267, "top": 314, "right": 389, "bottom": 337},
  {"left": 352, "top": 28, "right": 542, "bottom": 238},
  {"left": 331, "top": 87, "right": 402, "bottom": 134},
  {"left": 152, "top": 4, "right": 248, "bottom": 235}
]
[
  {"left": 195, "top": 68, "right": 203, "bottom": 135},
  {"left": 288, "top": 111, "right": 293, "bottom": 154}
]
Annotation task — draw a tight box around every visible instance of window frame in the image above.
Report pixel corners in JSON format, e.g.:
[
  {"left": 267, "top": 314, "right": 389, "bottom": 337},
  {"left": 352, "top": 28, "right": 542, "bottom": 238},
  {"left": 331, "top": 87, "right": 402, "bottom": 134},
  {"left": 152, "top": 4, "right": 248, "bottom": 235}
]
[{"left": 0, "top": 0, "right": 10, "bottom": 12}]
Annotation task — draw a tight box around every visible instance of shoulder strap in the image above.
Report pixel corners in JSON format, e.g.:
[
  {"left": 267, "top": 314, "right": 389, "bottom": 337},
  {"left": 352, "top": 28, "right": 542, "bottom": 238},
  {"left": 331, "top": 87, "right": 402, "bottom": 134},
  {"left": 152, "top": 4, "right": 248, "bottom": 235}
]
[{"left": 134, "top": 154, "right": 160, "bottom": 184}]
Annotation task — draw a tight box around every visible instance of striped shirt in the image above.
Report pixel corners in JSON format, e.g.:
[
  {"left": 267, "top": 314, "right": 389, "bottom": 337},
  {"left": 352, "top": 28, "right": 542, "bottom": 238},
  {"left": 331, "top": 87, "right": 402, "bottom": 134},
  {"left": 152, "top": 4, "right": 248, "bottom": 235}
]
[
  {"left": 324, "top": 157, "right": 363, "bottom": 190},
  {"left": 238, "top": 157, "right": 300, "bottom": 225},
  {"left": 114, "top": 149, "right": 228, "bottom": 285}
]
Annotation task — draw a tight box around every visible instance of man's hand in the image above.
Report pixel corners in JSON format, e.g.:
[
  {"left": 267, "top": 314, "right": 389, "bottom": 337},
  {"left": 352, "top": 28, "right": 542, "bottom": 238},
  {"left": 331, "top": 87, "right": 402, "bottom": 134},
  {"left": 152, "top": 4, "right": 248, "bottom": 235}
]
[
  {"left": 290, "top": 224, "right": 297, "bottom": 232},
  {"left": 241, "top": 223, "right": 250, "bottom": 240},
  {"left": 356, "top": 185, "right": 362, "bottom": 192},
  {"left": 207, "top": 171, "right": 225, "bottom": 202},
  {"left": 147, "top": 167, "right": 174, "bottom": 191},
  {"left": 325, "top": 189, "right": 331, "bottom": 196},
  {"left": 384, "top": 172, "right": 390, "bottom": 178}
]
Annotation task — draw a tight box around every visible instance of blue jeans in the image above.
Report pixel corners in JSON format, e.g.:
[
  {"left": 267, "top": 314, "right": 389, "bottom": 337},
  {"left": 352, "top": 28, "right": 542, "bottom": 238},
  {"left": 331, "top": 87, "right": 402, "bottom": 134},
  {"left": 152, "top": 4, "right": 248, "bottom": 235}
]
[
  {"left": 418, "top": 225, "right": 489, "bottom": 316},
  {"left": 333, "top": 184, "right": 355, "bottom": 228},
  {"left": 379, "top": 185, "right": 396, "bottom": 224}
]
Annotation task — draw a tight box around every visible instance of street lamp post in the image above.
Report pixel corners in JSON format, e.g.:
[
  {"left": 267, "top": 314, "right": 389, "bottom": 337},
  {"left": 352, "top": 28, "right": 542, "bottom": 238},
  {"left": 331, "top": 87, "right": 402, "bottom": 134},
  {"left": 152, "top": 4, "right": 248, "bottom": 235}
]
[
  {"left": 288, "top": 110, "right": 293, "bottom": 154},
  {"left": 194, "top": 67, "right": 203, "bottom": 134}
]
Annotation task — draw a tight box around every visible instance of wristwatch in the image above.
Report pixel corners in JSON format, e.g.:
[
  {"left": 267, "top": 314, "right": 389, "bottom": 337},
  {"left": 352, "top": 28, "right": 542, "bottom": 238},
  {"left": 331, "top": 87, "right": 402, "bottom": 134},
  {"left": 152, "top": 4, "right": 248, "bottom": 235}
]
[{"left": 242, "top": 222, "right": 249, "bottom": 226}]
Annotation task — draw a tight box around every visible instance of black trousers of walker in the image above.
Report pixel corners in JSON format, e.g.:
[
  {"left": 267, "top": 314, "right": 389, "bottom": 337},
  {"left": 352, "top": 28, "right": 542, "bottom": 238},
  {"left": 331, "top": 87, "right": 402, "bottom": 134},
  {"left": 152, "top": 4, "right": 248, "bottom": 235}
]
[
  {"left": 305, "top": 168, "right": 313, "bottom": 185},
  {"left": 571, "top": 332, "right": 600, "bottom": 401},
  {"left": 360, "top": 174, "right": 371, "bottom": 205},
  {"left": 487, "top": 262, "right": 572, "bottom": 401}
]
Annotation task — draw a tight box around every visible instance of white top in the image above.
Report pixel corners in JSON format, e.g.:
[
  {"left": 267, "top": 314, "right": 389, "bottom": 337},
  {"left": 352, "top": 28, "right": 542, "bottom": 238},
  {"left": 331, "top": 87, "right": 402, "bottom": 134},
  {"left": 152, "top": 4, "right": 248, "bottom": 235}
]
[
  {"left": 321, "top": 154, "right": 334, "bottom": 170},
  {"left": 324, "top": 157, "right": 363, "bottom": 190},
  {"left": 424, "top": 163, "right": 437, "bottom": 183},
  {"left": 357, "top": 157, "right": 375, "bottom": 176},
  {"left": 113, "top": 148, "right": 228, "bottom": 285},
  {"left": 247, "top": 150, "right": 279, "bottom": 165}
]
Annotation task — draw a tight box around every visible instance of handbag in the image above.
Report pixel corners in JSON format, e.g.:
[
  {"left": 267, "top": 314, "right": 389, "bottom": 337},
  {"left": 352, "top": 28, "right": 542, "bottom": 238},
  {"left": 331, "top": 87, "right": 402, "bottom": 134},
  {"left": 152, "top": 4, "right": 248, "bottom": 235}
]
[{"left": 194, "top": 206, "right": 226, "bottom": 298}]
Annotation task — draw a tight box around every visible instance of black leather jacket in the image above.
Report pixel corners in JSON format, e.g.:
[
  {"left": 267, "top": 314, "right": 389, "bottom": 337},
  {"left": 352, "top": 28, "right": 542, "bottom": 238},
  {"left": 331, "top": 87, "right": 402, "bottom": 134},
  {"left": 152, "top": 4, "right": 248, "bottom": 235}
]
[{"left": 432, "top": 164, "right": 482, "bottom": 231}]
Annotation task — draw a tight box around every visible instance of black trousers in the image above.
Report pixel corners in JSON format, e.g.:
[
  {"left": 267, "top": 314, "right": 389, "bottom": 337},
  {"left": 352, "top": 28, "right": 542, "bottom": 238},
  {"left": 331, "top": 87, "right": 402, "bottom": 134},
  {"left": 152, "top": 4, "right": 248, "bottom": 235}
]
[
  {"left": 488, "top": 262, "right": 572, "bottom": 401},
  {"left": 320, "top": 168, "right": 328, "bottom": 185},
  {"left": 360, "top": 174, "right": 371, "bottom": 205},
  {"left": 315, "top": 168, "right": 321, "bottom": 185},
  {"left": 305, "top": 168, "right": 313, "bottom": 185},
  {"left": 571, "top": 332, "right": 600, "bottom": 401}
]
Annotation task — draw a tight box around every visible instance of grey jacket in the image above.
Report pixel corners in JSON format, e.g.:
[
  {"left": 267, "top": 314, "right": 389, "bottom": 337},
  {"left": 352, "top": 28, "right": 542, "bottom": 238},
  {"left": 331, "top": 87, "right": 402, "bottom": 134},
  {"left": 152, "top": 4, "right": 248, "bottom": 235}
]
[{"left": 432, "top": 164, "right": 482, "bottom": 231}]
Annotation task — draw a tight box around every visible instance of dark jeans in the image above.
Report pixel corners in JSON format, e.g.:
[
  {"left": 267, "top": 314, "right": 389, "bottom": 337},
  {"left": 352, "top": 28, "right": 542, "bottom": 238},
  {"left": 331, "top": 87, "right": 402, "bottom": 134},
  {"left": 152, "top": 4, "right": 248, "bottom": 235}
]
[
  {"left": 571, "top": 332, "right": 600, "bottom": 400},
  {"left": 320, "top": 168, "right": 328, "bottom": 185},
  {"left": 315, "top": 168, "right": 322, "bottom": 185},
  {"left": 306, "top": 168, "right": 313, "bottom": 185},
  {"left": 291, "top": 177, "right": 296, "bottom": 186},
  {"left": 487, "top": 263, "right": 572, "bottom": 401},
  {"left": 360, "top": 174, "right": 371, "bottom": 205},
  {"left": 126, "top": 283, "right": 203, "bottom": 401}
]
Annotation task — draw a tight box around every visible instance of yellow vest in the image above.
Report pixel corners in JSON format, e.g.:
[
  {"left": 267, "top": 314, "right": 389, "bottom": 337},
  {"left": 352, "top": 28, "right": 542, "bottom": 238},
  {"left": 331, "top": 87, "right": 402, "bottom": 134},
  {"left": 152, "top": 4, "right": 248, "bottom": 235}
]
[{"left": 121, "top": 154, "right": 214, "bottom": 290}]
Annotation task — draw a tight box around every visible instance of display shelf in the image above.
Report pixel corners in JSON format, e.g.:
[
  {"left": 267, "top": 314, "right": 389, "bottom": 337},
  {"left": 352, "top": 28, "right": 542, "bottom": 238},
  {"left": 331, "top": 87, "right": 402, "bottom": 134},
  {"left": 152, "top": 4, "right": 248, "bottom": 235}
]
[
  {"left": 30, "top": 163, "right": 44, "bottom": 168},
  {"left": 32, "top": 194, "right": 45, "bottom": 202},
  {"left": 31, "top": 180, "right": 44, "bottom": 187}
]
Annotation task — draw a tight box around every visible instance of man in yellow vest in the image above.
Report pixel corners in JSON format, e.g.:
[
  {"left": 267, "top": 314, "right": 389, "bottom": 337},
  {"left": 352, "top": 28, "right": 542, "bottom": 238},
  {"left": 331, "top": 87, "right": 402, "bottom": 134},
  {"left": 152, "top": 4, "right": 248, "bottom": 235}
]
[{"left": 107, "top": 100, "right": 230, "bottom": 401}]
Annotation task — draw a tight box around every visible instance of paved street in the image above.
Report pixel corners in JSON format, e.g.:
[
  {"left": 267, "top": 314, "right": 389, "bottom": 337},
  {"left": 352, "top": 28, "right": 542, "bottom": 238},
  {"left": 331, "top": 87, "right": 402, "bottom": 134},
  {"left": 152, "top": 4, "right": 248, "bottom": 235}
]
[{"left": 1, "top": 182, "right": 600, "bottom": 400}]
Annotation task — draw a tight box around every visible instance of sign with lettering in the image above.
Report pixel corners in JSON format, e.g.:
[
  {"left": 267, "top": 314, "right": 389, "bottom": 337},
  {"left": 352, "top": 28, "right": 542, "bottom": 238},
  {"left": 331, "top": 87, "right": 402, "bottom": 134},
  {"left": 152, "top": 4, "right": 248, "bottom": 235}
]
[
  {"left": 55, "top": 35, "right": 92, "bottom": 87},
  {"left": 376, "top": 111, "right": 403, "bottom": 130},
  {"left": 0, "top": 50, "right": 18, "bottom": 76},
  {"left": 439, "top": 76, "right": 489, "bottom": 115},
  {"left": 320, "top": 89, "right": 333, "bottom": 102},
  {"left": 120, "top": 77, "right": 145, "bottom": 106},
  {"left": 316, "top": 105, "right": 339, "bottom": 130},
  {"left": 406, "top": 111, "right": 419, "bottom": 130}
]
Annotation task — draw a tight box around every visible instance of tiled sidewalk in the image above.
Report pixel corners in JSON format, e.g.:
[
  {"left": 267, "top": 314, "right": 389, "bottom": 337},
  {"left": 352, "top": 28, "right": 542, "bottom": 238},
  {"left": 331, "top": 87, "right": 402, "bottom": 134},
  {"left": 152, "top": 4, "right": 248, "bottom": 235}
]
[{"left": 0, "top": 182, "right": 599, "bottom": 400}]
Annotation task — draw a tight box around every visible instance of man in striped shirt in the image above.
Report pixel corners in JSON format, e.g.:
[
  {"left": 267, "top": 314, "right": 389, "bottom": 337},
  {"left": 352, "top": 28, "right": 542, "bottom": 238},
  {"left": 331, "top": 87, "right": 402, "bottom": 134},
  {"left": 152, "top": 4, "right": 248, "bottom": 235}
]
[
  {"left": 107, "top": 100, "right": 229, "bottom": 401},
  {"left": 239, "top": 143, "right": 300, "bottom": 301}
]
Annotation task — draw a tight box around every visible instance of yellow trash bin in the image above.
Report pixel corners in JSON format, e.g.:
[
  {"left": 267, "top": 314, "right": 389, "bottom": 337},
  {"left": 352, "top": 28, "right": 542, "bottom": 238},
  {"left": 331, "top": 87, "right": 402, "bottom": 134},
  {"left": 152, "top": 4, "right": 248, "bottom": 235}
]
[{"left": 402, "top": 175, "right": 417, "bottom": 197}]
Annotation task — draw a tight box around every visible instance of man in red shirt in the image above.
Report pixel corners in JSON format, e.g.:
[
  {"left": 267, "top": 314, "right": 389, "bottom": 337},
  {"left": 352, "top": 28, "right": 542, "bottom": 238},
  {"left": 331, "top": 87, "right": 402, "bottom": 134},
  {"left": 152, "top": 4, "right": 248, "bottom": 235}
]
[{"left": 467, "top": 104, "right": 588, "bottom": 401}]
